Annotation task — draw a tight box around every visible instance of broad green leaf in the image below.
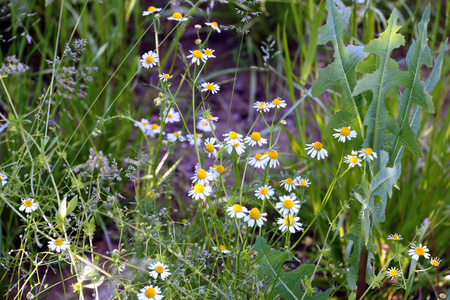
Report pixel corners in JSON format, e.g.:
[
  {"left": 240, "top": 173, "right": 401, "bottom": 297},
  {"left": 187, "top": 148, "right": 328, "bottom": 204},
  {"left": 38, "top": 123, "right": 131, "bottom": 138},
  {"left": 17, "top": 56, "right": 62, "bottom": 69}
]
[
  {"left": 312, "top": 0, "right": 368, "bottom": 143},
  {"left": 352, "top": 10, "right": 412, "bottom": 157},
  {"left": 67, "top": 196, "right": 78, "bottom": 216}
]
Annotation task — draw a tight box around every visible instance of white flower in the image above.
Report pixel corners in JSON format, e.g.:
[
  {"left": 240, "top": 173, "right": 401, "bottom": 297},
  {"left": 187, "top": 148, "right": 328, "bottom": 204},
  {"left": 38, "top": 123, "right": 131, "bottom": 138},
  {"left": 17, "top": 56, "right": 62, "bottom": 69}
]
[
  {"left": 253, "top": 101, "right": 270, "bottom": 113},
  {"left": 267, "top": 150, "right": 280, "bottom": 168},
  {"left": 167, "top": 12, "right": 188, "bottom": 22},
  {"left": 248, "top": 153, "right": 268, "bottom": 169},
  {"left": 135, "top": 118, "right": 151, "bottom": 134},
  {"left": 359, "top": 148, "right": 377, "bottom": 161},
  {"left": 194, "top": 24, "right": 202, "bottom": 29},
  {"left": 269, "top": 97, "right": 287, "bottom": 109},
  {"left": 279, "top": 178, "right": 297, "bottom": 192},
  {"left": 137, "top": 285, "right": 164, "bottom": 300},
  {"left": 255, "top": 185, "right": 274, "bottom": 200},
  {"left": 210, "top": 165, "right": 225, "bottom": 179},
  {"left": 280, "top": 120, "right": 287, "bottom": 126},
  {"left": 153, "top": 97, "right": 162, "bottom": 106},
  {"left": 344, "top": 153, "right": 362, "bottom": 168},
  {"left": 187, "top": 133, "right": 202, "bottom": 146},
  {"left": 223, "top": 131, "right": 243, "bottom": 145},
  {"left": 244, "top": 132, "right": 267, "bottom": 147},
  {"left": 26, "top": 292, "right": 35, "bottom": 300},
  {"left": 294, "top": 177, "right": 311, "bottom": 187},
  {"left": 197, "top": 118, "right": 216, "bottom": 132},
  {"left": 118, "top": 264, "right": 126, "bottom": 272},
  {"left": 159, "top": 73, "right": 173, "bottom": 82},
  {"left": 187, "top": 50, "right": 207, "bottom": 65},
  {"left": 225, "top": 141, "right": 246, "bottom": 156},
  {"left": 1, "top": 172, "right": 7, "bottom": 186},
  {"left": 160, "top": 108, "right": 180, "bottom": 124},
  {"left": 408, "top": 244, "right": 430, "bottom": 261},
  {"left": 213, "top": 245, "right": 230, "bottom": 254},
  {"left": 19, "top": 197, "right": 39, "bottom": 213},
  {"left": 149, "top": 262, "right": 171, "bottom": 280},
  {"left": 333, "top": 126, "right": 357, "bottom": 143},
  {"left": 277, "top": 215, "right": 303, "bottom": 233},
  {"left": 226, "top": 204, "right": 248, "bottom": 219},
  {"left": 430, "top": 257, "right": 442, "bottom": 267},
  {"left": 205, "top": 21, "right": 221, "bottom": 33},
  {"left": 385, "top": 267, "right": 402, "bottom": 280},
  {"left": 387, "top": 233, "right": 403, "bottom": 241},
  {"left": 167, "top": 131, "right": 185, "bottom": 142},
  {"left": 201, "top": 82, "right": 220, "bottom": 94},
  {"left": 305, "top": 142, "right": 328, "bottom": 160},
  {"left": 243, "top": 208, "right": 267, "bottom": 227},
  {"left": 203, "top": 48, "right": 216, "bottom": 59},
  {"left": 48, "top": 238, "right": 70, "bottom": 253},
  {"left": 147, "top": 123, "right": 162, "bottom": 138},
  {"left": 142, "top": 6, "right": 162, "bottom": 16},
  {"left": 141, "top": 50, "right": 159, "bottom": 69},
  {"left": 204, "top": 138, "right": 220, "bottom": 158},
  {"left": 276, "top": 194, "right": 300, "bottom": 216},
  {"left": 188, "top": 184, "right": 212, "bottom": 200},
  {"left": 191, "top": 169, "right": 214, "bottom": 186}
]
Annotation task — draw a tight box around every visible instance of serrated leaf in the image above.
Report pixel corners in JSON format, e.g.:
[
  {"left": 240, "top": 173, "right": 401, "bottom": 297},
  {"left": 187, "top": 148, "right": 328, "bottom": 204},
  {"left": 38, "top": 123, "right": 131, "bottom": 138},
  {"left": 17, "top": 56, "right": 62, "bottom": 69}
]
[
  {"left": 312, "top": 0, "right": 368, "bottom": 143},
  {"left": 59, "top": 196, "right": 67, "bottom": 219}
]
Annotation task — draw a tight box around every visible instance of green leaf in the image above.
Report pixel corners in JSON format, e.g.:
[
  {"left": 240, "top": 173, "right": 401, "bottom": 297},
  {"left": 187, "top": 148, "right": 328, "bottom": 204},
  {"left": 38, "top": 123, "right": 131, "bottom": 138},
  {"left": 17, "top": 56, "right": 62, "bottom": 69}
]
[
  {"left": 67, "top": 196, "right": 78, "bottom": 216},
  {"left": 59, "top": 196, "right": 67, "bottom": 219},
  {"left": 255, "top": 237, "right": 332, "bottom": 300},
  {"left": 312, "top": 0, "right": 368, "bottom": 143},
  {"left": 352, "top": 10, "right": 411, "bottom": 157},
  {"left": 341, "top": 219, "right": 362, "bottom": 290}
]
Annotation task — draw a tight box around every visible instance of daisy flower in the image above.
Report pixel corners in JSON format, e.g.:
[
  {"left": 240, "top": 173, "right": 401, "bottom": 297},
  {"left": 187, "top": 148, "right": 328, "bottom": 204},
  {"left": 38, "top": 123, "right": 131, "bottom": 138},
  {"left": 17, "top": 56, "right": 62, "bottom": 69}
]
[
  {"left": 201, "top": 82, "right": 220, "bottom": 94},
  {"left": 244, "top": 132, "right": 267, "bottom": 147},
  {"left": 194, "top": 24, "right": 202, "bottom": 29},
  {"left": 267, "top": 150, "right": 280, "bottom": 168},
  {"left": 48, "top": 238, "right": 70, "bottom": 253},
  {"left": 213, "top": 245, "right": 231, "bottom": 254},
  {"left": 305, "top": 142, "right": 328, "bottom": 160},
  {"left": 195, "top": 39, "right": 202, "bottom": 45},
  {"left": 344, "top": 152, "right": 362, "bottom": 168},
  {"left": 279, "top": 178, "right": 297, "bottom": 192},
  {"left": 135, "top": 118, "right": 151, "bottom": 134},
  {"left": 226, "top": 141, "right": 246, "bottom": 156},
  {"left": 387, "top": 233, "right": 403, "bottom": 241},
  {"left": 269, "top": 97, "right": 287, "bottom": 109},
  {"left": 294, "top": 177, "right": 310, "bottom": 187},
  {"left": 141, "top": 50, "right": 159, "bottom": 69},
  {"left": 439, "top": 293, "right": 446, "bottom": 299},
  {"left": 430, "top": 257, "right": 441, "bottom": 267},
  {"left": 19, "top": 197, "right": 39, "bottom": 213},
  {"left": 226, "top": 204, "right": 248, "bottom": 219},
  {"left": 244, "top": 208, "right": 267, "bottom": 227},
  {"left": 137, "top": 285, "right": 164, "bottom": 300},
  {"left": 191, "top": 169, "right": 214, "bottom": 186},
  {"left": 148, "top": 123, "right": 161, "bottom": 137},
  {"left": 277, "top": 215, "right": 303, "bottom": 233},
  {"left": 204, "top": 137, "right": 220, "bottom": 158},
  {"left": 167, "top": 12, "right": 188, "bottom": 22},
  {"left": 160, "top": 108, "right": 180, "bottom": 124},
  {"left": 167, "top": 131, "right": 185, "bottom": 142},
  {"left": 223, "top": 131, "right": 243, "bottom": 145},
  {"left": 188, "top": 183, "right": 212, "bottom": 200},
  {"left": 153, "top": 97, "right": 162, "bottom": 106},
  {"left": 142, "top": 6, "right": 162, "bottom": 16},
  {"left": 276, "top": 194, "right": 300, "bottom": 216},
  {"left": 118, "top": 264, "right": 126, "bottom": 272},
  {"left": 210, "top": 164, "right": 225, "bottom": 179},
  {"left": 253, "top": 101, "right": 270, "bottom": 113},
  {"left": 385, "top": 267, "right": 402, "bottom": 280},
  {"left": 149, "top": 262, "right": 171, "bottom": 280},
  {"left": 187, "top": 50, "right": 207, "bottom": 65},
  {"left": 26, "top": 292, "right": 34, "bottom": 300},
  {"left": 203, "top": 48, "right": 216, "bottom": 59},
  {"left": 197, "top": 118, "right": 216, "bottom": 132},
  {"left": 1, "top": 172, "right": 7, "bottom": 186},
  {"left": 408, "top": 244, "right": 430, "bottom": 261},
  {"left": 159, "top": 73, "right": 172, "bottom": 82},
  {"left": 205, "top": 21, "right": 221, "bottom": 33},
  {"left": 333, "top": 126, "right": 357, "bottom": 143},
  {"left": 255, "top": 185, "right": 274, "bottom": 200},
  {"left": 280, "top": 120, "right": 287, "bottom": 126},
  {"left": 248, "top": 153, "right": 268, "bottom": 169},
  {"left": 359, "top": 148, "right": 377, "bottom": 161},
  {"left": 187, "top": 133, "right": 202, "bottom": 146}
]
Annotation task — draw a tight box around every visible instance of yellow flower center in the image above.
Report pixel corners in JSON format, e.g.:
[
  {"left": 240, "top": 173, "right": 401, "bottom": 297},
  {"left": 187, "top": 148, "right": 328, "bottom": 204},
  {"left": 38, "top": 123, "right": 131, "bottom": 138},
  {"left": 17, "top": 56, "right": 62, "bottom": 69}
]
[
  {"left": 172, "top": 12, "right": 182, "bottom": 20},
  {"left": 193, "top": 50, "right": 203, "bottom": 59},
  {"left": 174, "top": 132, "right": 180, "bottom": 137},
  {"left": 431, "top": 259, "right": 439, "bottom": 266},
  {"left": 208, "top": 115, "right": 214, "bottom": 120},
  {"left": 23, "top": 199, "right": 33, "bottom": 207},
  {"left": 258, "top": 103, "right": 265, "bottom": 109},
  {"left": 392, "top": 234, "right": 399, "bottom": 240},
  {"left": 284, "top": 215, "right": 295, "bottom": 226},
  {"left": 283, "top": 199, "right": 294, "bottom": 209},
  {"left": 54, "top": 239, "right": 64, "bottom": 246},
  {"left": 389, "top": 269, "right": 398, "bottom": 277},
  {"left": 154, "top": 99, "right": 160, "bottom": 104},
  {"left": 163, "top": 74, "right": 170, "bottom": 79},
  {"left": 197, "top": 169, "right": 207, "bottom": 180},
  {"left": 300, "top": 180, "right": 307, "bottom": 186},
  {"left": 211, "top": 21, "right": 218, "bottom": 28},
  {"left": 142, "top": 121, "right": 148, "bottom": 125},
  {"left": 349, "top": 156, "right": 359, "bottom": 163},
  {"left": 147, "top": 6, "right": 156, "bottom": 12},
  {"left": 229, "top": 131, "right": 238, "bottom": 139},
  {"left": 313, "top": 142, "right": 323, "bottom": 150},
  {"left": 260, "top": 188, "right": 269, "bottom": 195},
  {"left": 195, "top": 134, "right": 200, "bottom": 139},
  {"left": 215, "top": 165, "right": 225, "bottom": 173},
  {"left": 155, "top": 265, "right": 164, "bottom": 274},
  {"left": 194, "top": 184, "right": 204, "bottom": 193},
  {"left": 232, "top": 142, "right": 239, "bottom": 148},
  {"left": 151, "top": 123, "right": 158, "bottom": 130},
  {"left": 232, "top": 204, "right": 242, "bottom": 212},
  {"left": 340, "top": 127, "right": 351, "bottom": 136},
  {"left": 145, "top": 287, "right": 156, "bottom": 298},
  {"left": 364, "top": 148, "right": 373, "bottom": 155},
  {"left": 167, "top": 114, "right": 173, "bottom": 119},
  {"left": 205, "top": 144, "right": 214, "bottom": 153},
  {"left": 219, "top": 245, "right": 226, "bottom": 251},
  {"left": 285, "top": 178, "right": 293, "bottom": 185},
  {"left": 415, "top": 246, "right": 425, "bottom": 256},
  {"left": 204, "top": 49, "right": 213, "bottom": 56},
  {"left": 146, "top": 55, "right": 154, "bottom": 64},
  {"left": 204, "top": 121, "right": 209, "bottom": 126},
  {"left": 255, "top": 153, "right": 263, "bottom": 161},
  {"left": 268, "top": 150, "right": 278, "bottom": 160},
  {"left": 206, "top": 83, "right": 215, "bottom": 90},
  {"left": 249, "top": 208, "right": 261, "bottom": 220},
  {"left": 272, "top": 98, "right": 281, "bottom": 105},
  {"left": 251, "top": 132, "right": 261, "bottom": 141}
]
